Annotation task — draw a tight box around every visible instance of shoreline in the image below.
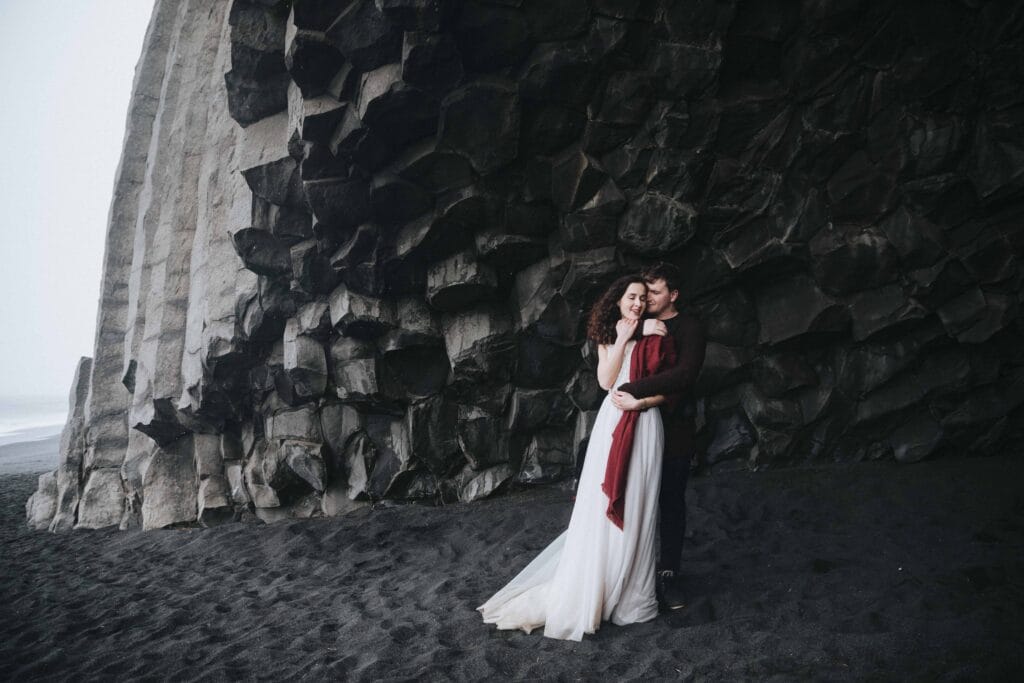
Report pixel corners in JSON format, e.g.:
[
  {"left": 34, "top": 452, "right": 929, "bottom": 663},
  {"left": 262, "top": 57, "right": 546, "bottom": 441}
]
[{"left": 0, "top": 433, "right": 60, "bottom": 476}]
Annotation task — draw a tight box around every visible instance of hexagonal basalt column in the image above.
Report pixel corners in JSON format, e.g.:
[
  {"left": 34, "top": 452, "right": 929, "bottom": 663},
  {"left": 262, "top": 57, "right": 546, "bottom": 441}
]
[{"left": 426, "top": 251, "right": 499, "bottom": 312}]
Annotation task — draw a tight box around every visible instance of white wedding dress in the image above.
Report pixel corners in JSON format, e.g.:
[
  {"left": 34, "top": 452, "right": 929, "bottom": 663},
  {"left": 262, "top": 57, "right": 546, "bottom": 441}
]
[{"left": 478, "top": 341, "right": 664, "bottom": 641}]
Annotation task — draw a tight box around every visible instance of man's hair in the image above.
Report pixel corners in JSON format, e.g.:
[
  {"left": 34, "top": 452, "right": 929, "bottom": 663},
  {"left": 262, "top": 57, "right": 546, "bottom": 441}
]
[{"left": 641, "top": 262, "right": 682, "bottom": 293}]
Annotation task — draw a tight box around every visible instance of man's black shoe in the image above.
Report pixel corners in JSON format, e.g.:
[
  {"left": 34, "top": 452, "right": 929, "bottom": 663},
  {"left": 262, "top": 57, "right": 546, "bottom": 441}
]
[{"left": 657, "top": 570, "right": 686, "bottom": 611}]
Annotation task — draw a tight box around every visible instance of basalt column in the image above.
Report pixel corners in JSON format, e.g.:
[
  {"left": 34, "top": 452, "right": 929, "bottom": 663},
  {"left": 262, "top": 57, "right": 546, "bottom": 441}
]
[{"left": 29, "top": 0, "right": 1024, "bottom": 531}]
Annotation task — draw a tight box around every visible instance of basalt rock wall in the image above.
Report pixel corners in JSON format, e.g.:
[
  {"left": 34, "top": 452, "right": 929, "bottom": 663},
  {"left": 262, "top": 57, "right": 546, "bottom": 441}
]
[{"left": 28, "top": 0, "right": 1024, "bottom": 530}]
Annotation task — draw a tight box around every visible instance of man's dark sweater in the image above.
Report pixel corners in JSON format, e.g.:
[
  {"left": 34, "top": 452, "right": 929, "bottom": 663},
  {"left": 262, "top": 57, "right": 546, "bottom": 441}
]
[
  {"left": 618, "top": 309, "right": 706, "bottom": 459},
  {"left": 619, "top": 307, "right": 705, "bottom": 573}
]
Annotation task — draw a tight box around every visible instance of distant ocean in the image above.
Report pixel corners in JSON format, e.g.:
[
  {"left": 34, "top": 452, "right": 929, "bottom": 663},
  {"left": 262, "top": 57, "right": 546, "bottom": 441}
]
[{"left": 0, "top": 395, "right": 67, "bottom": 448}]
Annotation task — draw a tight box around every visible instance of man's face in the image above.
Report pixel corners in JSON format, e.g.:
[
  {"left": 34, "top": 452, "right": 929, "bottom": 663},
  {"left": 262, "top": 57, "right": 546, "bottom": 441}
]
[{"left": 645, "top": 278, "right": 678, "bottom": 317}]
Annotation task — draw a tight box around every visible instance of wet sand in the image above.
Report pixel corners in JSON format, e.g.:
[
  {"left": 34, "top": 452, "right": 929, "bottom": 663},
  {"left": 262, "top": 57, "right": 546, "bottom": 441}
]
[{"left": 2, "top": 455, "right": 1022, "bottom": 681}]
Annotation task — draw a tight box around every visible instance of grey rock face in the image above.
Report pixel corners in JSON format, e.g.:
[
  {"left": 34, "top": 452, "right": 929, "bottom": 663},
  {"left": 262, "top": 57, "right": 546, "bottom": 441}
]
[
  {"left": 28, "top": 0, "right": 1024, "bottom": 532},
  {"left": 77, "top": 469, "right": 126, "bottom": 530},
  {"left": 50, "top": 357, "right": 92, "bottom": 532},
  {"left": 25, "top": 472, "right": 58, "bottom": 531}
]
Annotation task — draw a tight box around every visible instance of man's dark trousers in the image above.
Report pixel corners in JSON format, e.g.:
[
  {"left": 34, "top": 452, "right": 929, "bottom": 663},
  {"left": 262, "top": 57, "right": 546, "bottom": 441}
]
[{"left": 658, "top": 416, "right": 695, "bottom": 573}]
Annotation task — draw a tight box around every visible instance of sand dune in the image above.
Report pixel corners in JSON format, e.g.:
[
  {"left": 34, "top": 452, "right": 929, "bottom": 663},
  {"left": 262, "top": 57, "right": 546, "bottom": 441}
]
[{"left": 2, "top": 455, "right": 1022, "bottom": 680}]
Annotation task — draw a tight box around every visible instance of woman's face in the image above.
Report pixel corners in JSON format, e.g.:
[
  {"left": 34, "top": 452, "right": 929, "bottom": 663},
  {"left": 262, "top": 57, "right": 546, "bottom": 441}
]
[{"left": 618, "top": 282, "right": 647, "bottom": 320}]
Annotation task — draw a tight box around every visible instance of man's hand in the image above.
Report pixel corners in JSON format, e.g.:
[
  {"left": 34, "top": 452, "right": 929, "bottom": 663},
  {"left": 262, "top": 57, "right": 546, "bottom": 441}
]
[
  {"left": 642, "top": 319, "right": 667, "bottom": 337},
  {"left": 610, "top": 390, "right": 644, "bottom": 411}
]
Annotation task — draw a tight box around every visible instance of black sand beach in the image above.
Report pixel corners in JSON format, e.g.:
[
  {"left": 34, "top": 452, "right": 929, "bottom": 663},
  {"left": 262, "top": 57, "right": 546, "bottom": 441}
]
[{"left": 2, "top": 455, "right": 1023, "bottom": 681}]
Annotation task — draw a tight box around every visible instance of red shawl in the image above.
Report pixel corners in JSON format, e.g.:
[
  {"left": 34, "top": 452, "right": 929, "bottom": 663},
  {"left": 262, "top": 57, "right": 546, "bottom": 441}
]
[{"left": 601, "top": 334, "right": 676, "bottom": 530}]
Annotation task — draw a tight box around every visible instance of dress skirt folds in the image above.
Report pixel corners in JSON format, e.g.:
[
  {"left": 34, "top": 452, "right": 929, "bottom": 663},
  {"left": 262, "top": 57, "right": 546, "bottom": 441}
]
[{"left": 478, "top": 341, "right": 664, "bottom": 641}]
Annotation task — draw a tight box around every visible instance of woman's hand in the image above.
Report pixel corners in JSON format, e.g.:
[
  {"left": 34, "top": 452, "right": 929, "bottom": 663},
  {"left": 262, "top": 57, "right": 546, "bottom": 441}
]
[
  {"left": 610, "top": 390, "right": 645, "bottom": 411},
  {"left": 615, "top": 318, "right": 638, "bottom": 344},
  {"left": 642, "top": 319, "right": 667, "bottom": 337}
]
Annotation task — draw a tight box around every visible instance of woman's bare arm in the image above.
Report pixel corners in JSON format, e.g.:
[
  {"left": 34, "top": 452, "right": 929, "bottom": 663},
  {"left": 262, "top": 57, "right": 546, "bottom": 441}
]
[
  {"left": 597, "top": 342, "right": 628, "bottom": 390},
  {"left": 596, "top": 319, "right": 638, "bottom": 389}
]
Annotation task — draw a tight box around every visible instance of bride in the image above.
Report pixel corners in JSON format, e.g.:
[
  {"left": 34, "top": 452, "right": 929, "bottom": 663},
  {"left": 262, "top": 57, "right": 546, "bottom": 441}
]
[{"left": 478, "top": 275, "right": 674, "bottom": 641}]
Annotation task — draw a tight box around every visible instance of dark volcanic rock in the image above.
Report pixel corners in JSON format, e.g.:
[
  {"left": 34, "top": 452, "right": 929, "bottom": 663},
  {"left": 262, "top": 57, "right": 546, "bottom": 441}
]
[
  {"left": 551, "top": 147, "right": 607, "bottom": 213},
  {"left": 755, "top": 275, "right": 850, "bottom": 346},
  {"left": 848, "top": 285, "right": 929, "bottom": 342},
  {"left": 559, "top": 179, "right": 626, "bottom": 251},
  {"left": 517, "top": 429, "right": 575, "bottom": 483},
  {"left": 426, "top": 251, "right": 499, "bottom": 312},
  {"left": 453, "top": 2, "right": 531, "bottom": 71},
  {"left": 225, "top": 2, "right": 289, "bottom": 125},
  {"left": 294, "top": 96, "right": 346, "bottom": 143},
  {"left": 330, "top": 223, "right": 386, "bottom": 295},
  {"left": 705, "top": 411, "right": 756, "bottom": 466},
  {"left": 379, "top": 0, "right": 451, "bottom": 32},
  {"left": 457, "top": 405, "right": 510, "bottom": 470},
  {"left": 559, "top": 247, "right": 624, "bottom": 303},
  {"left": 30, "top": 0, "right": 1024, "bottom": 532},
  {"left": 879, "top": 207, "right": 947, "bottom": 270},
  {"left": 810, "top": 225, "right": 900, "bottom": 296},
  {"left": 232, "top": 228, "right": 292, "bottom": 277},
  {"left": 907, "top": 257, "right": 976, "bottom": 309},
  {"left": 723, "top": 221, "right": 806, "bottom": 281},
  {"left": 520, "top": 42, "right": 595, "bottom": 107},
  {"left": 285, "top": 28, "right": 346, "bottom": 98},
  {"left": 406, "top": 396, "right": 460, "bottom": 475},
  {"left": 355, "top": 64, "right": 441, "bottom": 147},
  {"left": 225, "top": 70, "right": 290, "bottom": 126},
  {"left": 402, "top": 31, "right": 463, "bottom": 89},
  {"left": 279, "top": 317, "right": 329, "bottom": 404},
  {"left": 438, "top": 79, "right": 520, "bottom": 174},
  {"left": 697, "top": 343, "right": 751, "bottom": 396},
  {"left": 380, "top": 344, "right": 450, "bottom": 399},
  {"left": 513, "top": 257, "right": 580, "bottom": 344},
  {"left": 751, "top": 352, "right": 818, "bottom": 398},
  {"left": 566, "top": 366, "right": 604, "bottom": 411},
  {"left": 507, "top": 388, "right": 576, "bottom": 433},
  {"left": 886, "top": 414, "right": 944, "bottom": 464},
  {"left": 619, "top": 192, "right": 697, "bottom": 255},
  {"left": 254, "top": 199, "right": 313, "bottom": 245},
  {"left": 325, "top": 0, "right": 402, "bottom": 72},
  {"left": 523, "top": 0, "right": 591, "bottom": 41},
  {"left": 328, "top": 104, "right": 396, "bottom": 171},
  {"left": 304, "top": 177, "right": 371, "bottom": 234},
  {"left": 242, "top": 156, "right": 303, "bottom": 208},
  {"left": 329, "top": 338, "right": 402, "bottom": 412},
  {"left": 443, "top": 305, "right": 514, "bottom": 386},
  {"left": 513, "top": 332, "right": 580, "bottom": 389},
  {"left": 648, "top": 40, "right": 721, "bottom": 99},
  {"left": 391, "top": 140, "right": 475, "bottom": 195},
  {"left": 329, "top": 284, "right": 397, "bottom": 338},
  {"left": 370, "top": 173, "right": 433, "bottom": 227},
  {"left": 693, "top": 287, "right": 759, "bottom": 347}
]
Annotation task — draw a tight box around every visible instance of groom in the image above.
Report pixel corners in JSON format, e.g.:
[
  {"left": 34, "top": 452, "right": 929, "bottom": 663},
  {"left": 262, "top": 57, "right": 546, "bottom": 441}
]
[{"left": 610, "top": 262, "right": 706, "bottom": 611}]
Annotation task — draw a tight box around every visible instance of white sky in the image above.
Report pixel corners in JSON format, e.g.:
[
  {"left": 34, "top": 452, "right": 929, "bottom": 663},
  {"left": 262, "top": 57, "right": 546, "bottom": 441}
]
[{"left": 0, "top": 1, "right": 155, "bottom": 400}]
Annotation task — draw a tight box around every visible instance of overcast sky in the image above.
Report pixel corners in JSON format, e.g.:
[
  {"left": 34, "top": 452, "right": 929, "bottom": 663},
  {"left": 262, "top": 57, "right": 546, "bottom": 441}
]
[{"left": 0, "top": 1, "right": 155, "bottom": 400}]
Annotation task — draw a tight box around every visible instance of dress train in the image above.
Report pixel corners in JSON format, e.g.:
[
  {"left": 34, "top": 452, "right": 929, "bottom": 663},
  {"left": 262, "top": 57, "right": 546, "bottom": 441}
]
[{"left": 478, "top": 341, "right": 663, "bottom": 641}]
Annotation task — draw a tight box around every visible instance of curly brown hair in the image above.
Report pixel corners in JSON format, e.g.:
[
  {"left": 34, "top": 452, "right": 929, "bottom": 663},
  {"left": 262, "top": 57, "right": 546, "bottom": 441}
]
[{"left": 586, "top": 274, "right": 647, "bottom": 344}]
